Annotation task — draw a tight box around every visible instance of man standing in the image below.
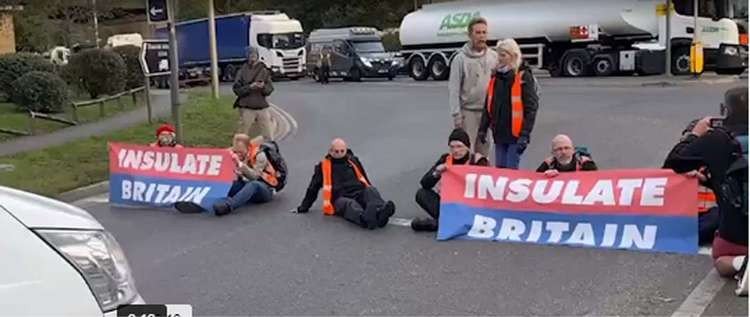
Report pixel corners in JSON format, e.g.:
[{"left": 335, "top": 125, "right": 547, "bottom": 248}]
[
  {"left": 293, "top": 138, "right": 396, "bottom": 229},
  {"left": 448, "top": 17, "right": 497, "bottom": 157},
  {"left": 233, "top": 46, "right": 275, "bottom": 141}
]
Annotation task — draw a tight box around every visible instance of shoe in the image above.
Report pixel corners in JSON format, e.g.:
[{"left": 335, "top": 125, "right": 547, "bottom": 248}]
[
  {"left": 377, "top": 201, "right": 396, "bottom": 228},
  {"left": 175, "top": 201, "right": 205, "bottom": 214},
  {"left": 212, "top": 201, "right": 232, "bottom": 217},
  {"left": 410, "top": 217, "right": 438, "bottom": 232},
  {"left": 363, "top": 208, "right": 378, "bottom": 230}
]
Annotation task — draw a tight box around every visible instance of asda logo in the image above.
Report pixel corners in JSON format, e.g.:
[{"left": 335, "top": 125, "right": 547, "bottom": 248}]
[{"left": 439, "top": 11, "right": 481, "bottom": 31}]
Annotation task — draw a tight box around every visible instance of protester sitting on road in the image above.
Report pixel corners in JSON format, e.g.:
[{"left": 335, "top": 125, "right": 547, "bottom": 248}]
[
  {"left": 536, "top": 134, "right": 597, "bottom": 177},
  {"left": 663, "top": 86, "right": 748, "bottom": 279},
  {"left": 293, "top": 138, "right": 395, "bottom": 229},
  {"left": 233, "top": 46, "right": 274, "bottom": 141},
  {"left": 478, "top": 38, "right": 539, "bottom": 169},
  {"left": 412, "top": 128, "right": 489, "bottom": 232},
  {"left": 175, "top": 134, "right": 276, "bottom": 216},
  {"left": 149, "top": 123, "right": 182, "bottom": 148}
]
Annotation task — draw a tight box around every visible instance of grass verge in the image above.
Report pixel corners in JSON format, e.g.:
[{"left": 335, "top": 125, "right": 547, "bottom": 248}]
[{"left": 0, "top": 92, "right": 238, "bottom": 197}]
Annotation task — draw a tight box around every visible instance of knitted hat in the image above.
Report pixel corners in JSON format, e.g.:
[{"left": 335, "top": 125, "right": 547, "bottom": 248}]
[
  {"left": 155, "top": 123, "right": 176, "bottom": 137},
  {"left": 449, "top": 128, "right": 471, "bottom": 148}
]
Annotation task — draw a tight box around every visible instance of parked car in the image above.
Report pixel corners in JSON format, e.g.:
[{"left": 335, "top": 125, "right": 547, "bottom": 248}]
[
  {"left": 307, "top": 27, "right": 400, "bottom": 81},
  {"left": 0, "top": 186, "right": 144, "bottom": 316}
]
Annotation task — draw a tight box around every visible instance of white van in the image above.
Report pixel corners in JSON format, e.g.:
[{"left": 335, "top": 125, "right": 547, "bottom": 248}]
[{"left": 0, "top": 186, "right": 144, "bottom": 316}]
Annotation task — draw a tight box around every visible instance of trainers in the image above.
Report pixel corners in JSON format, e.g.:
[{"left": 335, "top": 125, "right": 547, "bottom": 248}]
[
  {"left": 363, "top": 207, "right": 378, "bottom": 230},
  {"left": 377, "top": 201, "right": 396, "bottom": 228},
  {"left": 175, "top": 201, "right": 205, "bottom": 214},
  {"left": 212, "top": 201, "right": 232, "bottom": 217},
  {"left": 410, "top": 217, "right": 438, "bottom": 232}
]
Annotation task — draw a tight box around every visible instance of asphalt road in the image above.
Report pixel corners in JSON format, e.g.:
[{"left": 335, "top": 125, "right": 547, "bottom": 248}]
[{"left": 77, "top": 75, "right": 747, "bottom": 316}]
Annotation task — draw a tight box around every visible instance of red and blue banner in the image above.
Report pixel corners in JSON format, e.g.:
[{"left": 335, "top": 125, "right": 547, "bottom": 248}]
[
  {"left": 437, "top": 166, "right": 699, "bottom": 254},
  {"left": 108, "top": 143, "right": 235, "bottom": 210}
]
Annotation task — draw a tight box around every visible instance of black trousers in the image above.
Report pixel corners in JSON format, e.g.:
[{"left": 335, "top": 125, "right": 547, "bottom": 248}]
[
  {"left": 416, "top": 188, "right": 440, "bottom": 220},
  {"left": 334, "top": 187, "right": 385, "bottom": 227},
  {"left": 319, "top": 65, "right": 330, "bottom": 84}
]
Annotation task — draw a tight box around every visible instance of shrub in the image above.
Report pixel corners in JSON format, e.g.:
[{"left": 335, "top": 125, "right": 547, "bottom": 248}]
[
  {"left": 113, "top": 45, "right": 144, "bottom": 89},
  {"left": 0, "top": 52, "right": 55, "bottom": 97},
  {"left": 11, "top": 71, "right": 70, "bottom": 113},
  {"left": 67, "top": 48, "right": 126, "bottom": 98}
]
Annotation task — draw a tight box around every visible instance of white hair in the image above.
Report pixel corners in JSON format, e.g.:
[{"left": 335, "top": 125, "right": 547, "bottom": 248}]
[{"left": 495, "top": 38, "right": 523, "bottom": 70}]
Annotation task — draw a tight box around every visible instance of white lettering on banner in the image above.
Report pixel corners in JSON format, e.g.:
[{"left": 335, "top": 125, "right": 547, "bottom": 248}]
[
  {"left": 119, "top": 180, "right": 211, "bottom": 204},
  {"left": 464, "top": 215, "right": 658, "bottom": 250},
  {"left": 115, "top": 149, "right": 224, "bottom": 176},
  {"left": 463, "top": 174, "right": 669, "bottom": 208}
]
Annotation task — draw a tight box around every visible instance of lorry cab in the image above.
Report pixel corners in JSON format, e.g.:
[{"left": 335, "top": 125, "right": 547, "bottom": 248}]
[
  {"left": 251, "top": 13, "right": 306, "bottom": 79},
  {"left": 307, "top": 27, "right": 399, "bottom": 81}
]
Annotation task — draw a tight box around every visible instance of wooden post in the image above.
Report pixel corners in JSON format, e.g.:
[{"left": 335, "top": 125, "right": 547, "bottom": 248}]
[
  {"left": 131, "top": 90, "right": 138, "bottom": 106},
  {"left": 71, "top": 103, "right": 79, "bottom": 123},
  {"left": 117, "top": 95, "right": 124, "bottom": 111},
  {"left": 28, "top": 112, "right": 34, "bottom": 135},
  {"left": 99, "top": 101, "right": 105, "bottom": 117},
  {"left": 144, "top": 77, "right": 152, "bottom": 124}
]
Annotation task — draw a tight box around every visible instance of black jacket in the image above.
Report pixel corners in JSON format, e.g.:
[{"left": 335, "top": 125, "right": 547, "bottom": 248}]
[
  {"left": 536, "top": 155, "right": 598, "bottom": 173},
  {"left": 421, "top": 153, "right": 488, "bottom": 190},
  {"left": 479, "top": 64, "right": 539, "bottom": 144},
  {"left": 233, "top": 62, "right": 274, "bottom": 110},
  {"left": 663, "top": 129, "right": 746, "bottom": 245},
  {"left": 297, "top": 150, "right": 371, "bottom": 212}
]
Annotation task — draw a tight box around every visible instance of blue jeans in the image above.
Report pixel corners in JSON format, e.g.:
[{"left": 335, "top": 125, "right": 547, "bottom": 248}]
[
  {"left": 495, "top": 142, "right": 521, "bottom": 169},
  {"left": 225, "top": 180, "right": 273, "bottom": 210}
]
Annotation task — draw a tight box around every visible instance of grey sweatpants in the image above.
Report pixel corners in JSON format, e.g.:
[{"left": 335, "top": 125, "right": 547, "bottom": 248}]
[
  {"left": 461, "top": 109, "right": 490, "bottom": 157},
  {"left": 238, "top": 107, "right": 273, "bottom": 141}
]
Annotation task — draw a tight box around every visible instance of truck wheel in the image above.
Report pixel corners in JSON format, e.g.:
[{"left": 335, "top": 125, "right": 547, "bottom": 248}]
[
  {"left": 349, "top": 67, "right": 361, "bottom": 82},
  {"left": 562, "top": 50, "right": 592, "bottom": 77},
  {"left": 593, "top": 56, "right": 615, "bottom": 77},
  {"left": 428, "top": 56, "right": 449, "bottom": 81},
  {"left": 223, "top": 64, "right": 238, "bottom": 81},
  {"left": 409, "top": 57, "right": 429, "bottom": 81},
  {"left": 671, "top": 46, "right": 691, "bottom": 75}
]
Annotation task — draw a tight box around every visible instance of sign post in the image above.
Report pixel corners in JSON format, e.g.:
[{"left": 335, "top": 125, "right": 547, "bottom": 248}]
[{"left": 139, "top": 39, "right": 171, "bottom": 124}]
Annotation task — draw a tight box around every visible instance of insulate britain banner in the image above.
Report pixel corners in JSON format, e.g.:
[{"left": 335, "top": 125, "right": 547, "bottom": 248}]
[
  {"left": 108, "top": 143, "right": 235, "bottom": 209},
  {"left": 437, "top": 166, "right": 698, "bottom": 254}
]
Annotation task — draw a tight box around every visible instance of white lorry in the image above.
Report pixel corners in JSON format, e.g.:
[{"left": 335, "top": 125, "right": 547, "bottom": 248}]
[{"left": 400, "top": 0, "right": 748, "bottom": 80}]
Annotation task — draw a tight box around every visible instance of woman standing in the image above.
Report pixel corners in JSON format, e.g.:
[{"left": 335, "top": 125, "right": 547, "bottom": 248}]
[{"left": 478, "top": 38, "right": 539, "bottom": 169}]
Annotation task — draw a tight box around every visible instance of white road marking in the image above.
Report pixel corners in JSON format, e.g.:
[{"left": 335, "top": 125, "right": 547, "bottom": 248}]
[
  {"left": 672, "top": 269, "right": 727, "bottom": 317},
  {"left": 388, "top": 217, "right": 412, "bottom": 227}
]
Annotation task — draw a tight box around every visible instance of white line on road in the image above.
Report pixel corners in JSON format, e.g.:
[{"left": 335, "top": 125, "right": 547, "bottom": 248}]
[
  {"left": 671, "top": 269, "right": 727, "bottom": 317},
  {"left": 388, "top": 217, "right": 412, "bottom": 227}
]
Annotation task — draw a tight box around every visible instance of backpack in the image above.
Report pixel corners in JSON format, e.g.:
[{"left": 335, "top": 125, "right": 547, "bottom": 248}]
[
  {"left": 717, "top": 133, "right": 748, "bottom": 217},
  {"left": 260, "top": 141, "right": 288, "bottom": 191},
  {"left": 575, "top": 146, "right": 592, "bottom": 159}
]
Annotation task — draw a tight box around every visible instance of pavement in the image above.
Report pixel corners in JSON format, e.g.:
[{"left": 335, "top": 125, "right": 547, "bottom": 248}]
[{"left": 67, "top": 75, "right": 748, "bottom": 316}]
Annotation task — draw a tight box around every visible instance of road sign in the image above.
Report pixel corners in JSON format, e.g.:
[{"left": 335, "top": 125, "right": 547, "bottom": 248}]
[
  {"left": 146, "top": 0, "right": 168, "bottom": 24},
  {"left": 140, "top": 39, "right": 171, "bottom": 77}
]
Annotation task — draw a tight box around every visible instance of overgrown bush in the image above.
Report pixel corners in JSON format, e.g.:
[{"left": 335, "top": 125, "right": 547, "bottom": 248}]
[
  {"left": 113, "top": 45, "right": 144, "bottom": 89},
  {"left": 11, "top": 71, "right": 70, "bottom": 113},
  {"left": 0, "top": 52, "right": 55, "bottom": 97},
  {"left": 66, "top": 48, "right": 126, "bottom": 98}
]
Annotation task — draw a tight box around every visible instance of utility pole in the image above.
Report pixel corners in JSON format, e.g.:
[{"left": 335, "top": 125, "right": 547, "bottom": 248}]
[
  {"left": 208, "top": 0, "right": 220, "bottom": 99},
  {"left": 665, "top": 0, "right": 672, "bottom": 76},
  {"left": 167, "top": 0, "right": 182, "bottom": 142}
]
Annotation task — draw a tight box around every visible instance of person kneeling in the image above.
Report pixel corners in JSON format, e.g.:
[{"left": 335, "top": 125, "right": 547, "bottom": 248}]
[
  {"left": 536, "top": 134, "right": 597, "bottom": 177},
  {"left": 412, "top": 128, "right": 489, "bottom": 232},
  {"left": 293, "top": 138, "right": 395, "bottom": 229}
]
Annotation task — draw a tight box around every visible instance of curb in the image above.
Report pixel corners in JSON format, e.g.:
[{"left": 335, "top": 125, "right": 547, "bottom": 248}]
[{"left": 58, "top": 104, "right": 297, "bottom": 203}]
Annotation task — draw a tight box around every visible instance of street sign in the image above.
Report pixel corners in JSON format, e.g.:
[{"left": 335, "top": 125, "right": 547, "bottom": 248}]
[
  {"left": 146, "top": 0, "right": 168, "bottom": 24},
  {"left": 140, "top": 39, "right": 171, "bottom": 77}
]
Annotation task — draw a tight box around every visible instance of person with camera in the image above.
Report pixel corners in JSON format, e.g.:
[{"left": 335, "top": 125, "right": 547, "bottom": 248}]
[
  {"left": 663, "top": 86, "right": 748, "bottom": 279},
  {"left": 233, "top": 46, "right": 275, "bottom": 141}
]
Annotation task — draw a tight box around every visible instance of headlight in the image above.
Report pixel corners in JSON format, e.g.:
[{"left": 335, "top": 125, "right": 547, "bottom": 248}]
[
  {"left": 360, "top": 57, "right": 372, "bottom": 67},
  {"left": 37, "top": 229, "right": 138, "bottom": 312},
  {"left": 276, "top": 51, "right": 284, "bottom": 58},
  {"left": 724, "top": 46, "right": 739, "bottom": 56}
]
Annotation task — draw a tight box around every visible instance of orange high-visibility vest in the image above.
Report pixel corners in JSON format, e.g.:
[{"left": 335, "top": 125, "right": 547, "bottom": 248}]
[
  {"left": 697, "top": 185, "right": 717, "bottom": 214},
  {"left": 248, "top": 144, "right": 279, "bottom": 187},
  {"left": 543, "top": 155, "right": 592, "bottom": 171},
  {"left": 445, "top": 153, "right": 477, "bottom": 166},
  {"left": 486, "top": 71, "right": 524, "bottom": 138},
  {"left": 321, "top": 158, "right": 369, "bottom": 215}
]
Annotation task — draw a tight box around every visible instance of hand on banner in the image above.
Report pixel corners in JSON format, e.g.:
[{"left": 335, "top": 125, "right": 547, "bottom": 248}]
[
  {"left": 691, "top": 117, "right": 713, "bottom": 137},
  {"left": 684, "top": 170, "right": 708, "bottom": 182},
  {"left": 544, "top": 169, "right": 560, "bottom": 178}
]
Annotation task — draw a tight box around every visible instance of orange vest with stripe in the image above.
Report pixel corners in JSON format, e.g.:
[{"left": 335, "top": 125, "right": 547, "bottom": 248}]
[
  {"left": 486, "top": 71, "right": 524, "bottom": 138},
  {"left": 697, "top": 185, "right": 717, "bottom": 214},
  {"left": 248, "top": 144, "right": 279, "bottom": 188},
  {"left": 321, "top": 158, "right": 370, "bottom": 215}
]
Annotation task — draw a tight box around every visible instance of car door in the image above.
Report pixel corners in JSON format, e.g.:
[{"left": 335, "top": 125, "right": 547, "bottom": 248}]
[{"left": 332, "top": 39, "right": 354, "bottom": 76}]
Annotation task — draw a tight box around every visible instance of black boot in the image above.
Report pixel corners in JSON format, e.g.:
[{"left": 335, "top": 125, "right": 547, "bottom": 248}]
[
  {"left": 213, "top": 201, "right": 232, "bottom": 217},
  {"left": 411, "top": 217, "right": 438, "bottom": 232},
  {"left": 377, "top": 201, "right": 396, "bottom": 228},
  {"left": 174, "top": 201, "right": 205, "bottom": 214}
]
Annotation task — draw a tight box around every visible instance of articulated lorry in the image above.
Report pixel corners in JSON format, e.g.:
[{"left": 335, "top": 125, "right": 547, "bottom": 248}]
[
  {"left": 399, "top": 0, "right": 748, "bottom": 80},
  {"left": 156, "top": 11, "right": 306, "bottom": 82}
]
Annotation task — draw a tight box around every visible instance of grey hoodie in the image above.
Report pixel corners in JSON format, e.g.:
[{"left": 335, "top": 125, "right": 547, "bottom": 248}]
[{"left": 448, "top": 42, "right": 498, "bottom": 116}]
